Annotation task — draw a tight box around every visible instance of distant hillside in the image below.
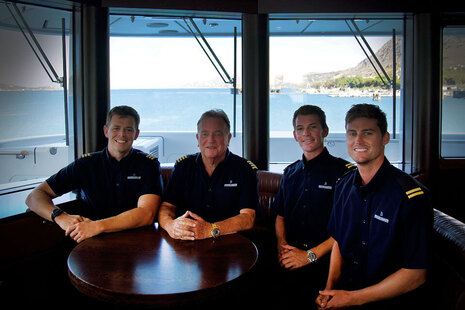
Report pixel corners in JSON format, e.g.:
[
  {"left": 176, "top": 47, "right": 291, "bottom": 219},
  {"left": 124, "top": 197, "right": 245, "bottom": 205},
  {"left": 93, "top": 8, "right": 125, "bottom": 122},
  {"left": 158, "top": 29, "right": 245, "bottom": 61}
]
[
  {"left": 302, "top": 35, "right": 465, "bottom": 89},
  {"left": 303, "top": 37, "right": 402, "bottom": 88},
  {"left": 0, "top": 83, "right": 59, "bottom": 91},
  {"left": 443, "top": 35, "right": 465, "bottom": 90}
]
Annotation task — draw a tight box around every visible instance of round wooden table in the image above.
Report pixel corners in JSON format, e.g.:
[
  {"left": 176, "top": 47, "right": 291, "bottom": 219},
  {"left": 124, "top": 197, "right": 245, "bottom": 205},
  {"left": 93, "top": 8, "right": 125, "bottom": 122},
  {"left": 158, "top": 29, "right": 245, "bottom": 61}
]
[{"left": 67, "top": 224, "right": 258, "bottom": 307}]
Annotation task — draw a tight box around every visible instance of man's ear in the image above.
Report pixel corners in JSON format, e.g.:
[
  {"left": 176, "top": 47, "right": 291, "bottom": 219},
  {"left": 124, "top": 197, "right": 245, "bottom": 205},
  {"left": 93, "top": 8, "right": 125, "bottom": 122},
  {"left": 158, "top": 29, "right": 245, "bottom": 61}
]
[{"left": 383, "top": 131, "right": 390, "bottom": 146}]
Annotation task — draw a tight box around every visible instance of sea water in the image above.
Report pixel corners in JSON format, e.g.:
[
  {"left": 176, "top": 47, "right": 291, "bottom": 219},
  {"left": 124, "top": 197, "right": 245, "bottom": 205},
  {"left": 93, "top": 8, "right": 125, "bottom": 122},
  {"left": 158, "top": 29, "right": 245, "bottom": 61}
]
[{"left": 0, "top": 88, "right": 406, "bottom": 142}]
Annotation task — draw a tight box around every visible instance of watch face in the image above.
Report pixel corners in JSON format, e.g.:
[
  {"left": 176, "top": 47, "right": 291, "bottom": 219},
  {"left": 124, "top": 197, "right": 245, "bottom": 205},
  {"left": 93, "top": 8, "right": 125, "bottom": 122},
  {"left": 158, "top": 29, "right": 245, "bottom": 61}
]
[{"left": 307, "top": 250, "right": 317, "bottom": 263}]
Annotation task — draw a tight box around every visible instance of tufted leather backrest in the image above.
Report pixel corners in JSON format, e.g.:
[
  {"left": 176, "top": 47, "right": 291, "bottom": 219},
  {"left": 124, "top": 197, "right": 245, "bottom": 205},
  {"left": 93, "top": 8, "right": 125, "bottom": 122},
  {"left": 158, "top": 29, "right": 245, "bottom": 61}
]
[
  {"left": 430, "top": 209, "right": 465, "bottom": 310},
  {"left": 160, "top": 167, "right": 282, "bottom": 228}
]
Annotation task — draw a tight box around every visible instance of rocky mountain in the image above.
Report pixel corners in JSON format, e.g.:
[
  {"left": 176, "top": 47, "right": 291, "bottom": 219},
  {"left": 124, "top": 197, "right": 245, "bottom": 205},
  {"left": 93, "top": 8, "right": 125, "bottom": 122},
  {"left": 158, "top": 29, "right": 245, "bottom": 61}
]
[
  {"left": 302, "top": 35, "right": 465, "bottom": 88},
  {"left": 302, "top": 37, "right": 402, "bottom": 87}
]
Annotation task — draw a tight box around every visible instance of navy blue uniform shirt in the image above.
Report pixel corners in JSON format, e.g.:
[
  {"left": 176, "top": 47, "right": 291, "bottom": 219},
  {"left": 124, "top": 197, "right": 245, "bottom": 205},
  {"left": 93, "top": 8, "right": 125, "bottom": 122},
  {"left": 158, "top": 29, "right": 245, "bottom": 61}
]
[
  {"left": 163, "top": 150, "right": 259, "bottom": 223},
  {"left": 328, "top": 158, "right": 432, "bottom": 290},
  {"left": 274, "top": 148, "right": 353, "bottom": 249},
  {"left": 46, "top": 148, "right": 163, "bottom": 220}
]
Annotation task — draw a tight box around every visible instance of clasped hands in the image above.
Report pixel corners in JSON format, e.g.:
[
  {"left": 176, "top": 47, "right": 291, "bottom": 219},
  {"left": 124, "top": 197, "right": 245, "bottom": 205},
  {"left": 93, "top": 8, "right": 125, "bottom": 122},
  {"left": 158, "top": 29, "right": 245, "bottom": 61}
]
[
  {"left": 278, "top": 243, "right": 310, "bottom": 270},
  {"left": 169, "top": 211, "right": 212, "bottom": 240},
  {"left": 56, "top": 213, "right": 101, "bottom": 243}
]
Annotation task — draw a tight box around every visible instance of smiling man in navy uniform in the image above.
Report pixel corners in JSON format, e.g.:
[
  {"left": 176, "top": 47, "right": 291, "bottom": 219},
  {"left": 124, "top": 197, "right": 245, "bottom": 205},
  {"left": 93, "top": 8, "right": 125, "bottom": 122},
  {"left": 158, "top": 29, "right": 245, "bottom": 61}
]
[
  {"left": 26, "top": 105, "right": 163, "bottom": 243},
  {"left": 273, "top": 105, "right": 353, "bottom": 306},
  {"left": 158, "top": 109, "right": 258, "bottom": 240},
  {"left": 316, "top": 104, "right": 432, "bottom": 310}
]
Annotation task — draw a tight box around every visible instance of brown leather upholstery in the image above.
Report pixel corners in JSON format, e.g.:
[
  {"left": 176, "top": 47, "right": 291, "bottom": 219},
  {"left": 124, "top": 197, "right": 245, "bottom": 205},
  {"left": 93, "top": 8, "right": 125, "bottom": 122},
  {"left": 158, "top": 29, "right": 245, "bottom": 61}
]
[
  {"left": 160, "top": 167, "right": 465, "bottom": 310},
  {"left": 430, "top": 209, "right": 465, "bottom": 310}
]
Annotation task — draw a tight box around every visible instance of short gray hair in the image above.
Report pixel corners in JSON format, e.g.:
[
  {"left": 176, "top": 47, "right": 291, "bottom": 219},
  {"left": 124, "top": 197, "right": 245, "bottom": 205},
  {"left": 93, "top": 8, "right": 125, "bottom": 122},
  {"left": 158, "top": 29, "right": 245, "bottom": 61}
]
[{"left": 197, "top": 109, "right": 231, "bottom": 134}]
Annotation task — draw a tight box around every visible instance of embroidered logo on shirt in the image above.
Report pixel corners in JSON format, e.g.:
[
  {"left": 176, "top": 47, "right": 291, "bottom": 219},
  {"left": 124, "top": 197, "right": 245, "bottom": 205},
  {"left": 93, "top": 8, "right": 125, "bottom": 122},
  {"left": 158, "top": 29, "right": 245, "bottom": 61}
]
[
  {"left": 374, "top": 211, "right": 389, "bottom": 223},
  {"left": 127, "top": 174, "right": 142, "bottom": 180},
  {"left": 406, "top": 187, "right": 424, "bottom": 199},
  {"left": 318, "top": 182, "right": 332, "bottom": 190},
  {"left": 224, "top": 180, "right": 238, "bottom": 187}
]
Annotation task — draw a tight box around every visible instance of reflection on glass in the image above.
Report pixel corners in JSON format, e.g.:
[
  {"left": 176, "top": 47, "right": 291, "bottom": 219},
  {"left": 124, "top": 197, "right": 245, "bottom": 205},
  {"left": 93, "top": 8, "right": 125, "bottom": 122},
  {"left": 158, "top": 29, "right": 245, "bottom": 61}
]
[
  {"left": 441, "top": 26, "right": 465, "bottom": 158},
  {"left": 269, "top": 18, "right": 404, "bottom": 169},
  {"left": 109, "top": 15, "right": 243, "bottom": 165},
  {"left": 0, "top": 3, "right": 73, "bottom": 218}
]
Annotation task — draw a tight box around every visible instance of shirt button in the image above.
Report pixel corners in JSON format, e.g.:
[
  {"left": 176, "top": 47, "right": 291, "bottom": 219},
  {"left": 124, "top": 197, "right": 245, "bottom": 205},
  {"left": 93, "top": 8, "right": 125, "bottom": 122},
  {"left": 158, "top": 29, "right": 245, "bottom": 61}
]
[
  {"left": 208, "top": 188, "right": 212, "bottom": 191},
  {"left": 304, "top": 188, "right": 308, "bottom": 192},
  {"left": 206, "top": 204, "right": 211, "bottom": 208},
  {"left": 361, "top": 241, "right": 366, "bottom": 246},
  {"left": 302, "top": 205, "right": 307, "bottom": 209},
  {"left": 116, "top": 183, "right": 119, "bottom": 187},
  {"left": 362, "top": 219, "right": 366, "bottom": 224}
]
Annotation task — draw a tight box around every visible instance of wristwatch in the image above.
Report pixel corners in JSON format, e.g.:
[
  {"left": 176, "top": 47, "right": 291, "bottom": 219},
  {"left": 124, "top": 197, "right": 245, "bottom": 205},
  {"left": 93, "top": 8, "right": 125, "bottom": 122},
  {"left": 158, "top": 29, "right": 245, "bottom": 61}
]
[
  {"left": 307, "top": 249, "right": 318, "bottom": 263},
  {"left": 211, "top": 223, "right": 220, "bottom": 238},
  {"left": 51, "top": 208, "right": 64, "bottom": 223}
]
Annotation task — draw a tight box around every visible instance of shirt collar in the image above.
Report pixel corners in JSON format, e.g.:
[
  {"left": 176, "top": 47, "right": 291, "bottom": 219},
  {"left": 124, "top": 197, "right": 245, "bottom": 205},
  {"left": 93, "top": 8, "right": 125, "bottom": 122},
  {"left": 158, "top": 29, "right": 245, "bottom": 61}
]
[
  {"left": 354, "top": 156, "right": 390, "bottom": 192},
  {"left": 104, "top": 147, "right": 134, "bottom": 165},
  {"left": 301, "top": 147, "right": 329, "bottom": 170}
]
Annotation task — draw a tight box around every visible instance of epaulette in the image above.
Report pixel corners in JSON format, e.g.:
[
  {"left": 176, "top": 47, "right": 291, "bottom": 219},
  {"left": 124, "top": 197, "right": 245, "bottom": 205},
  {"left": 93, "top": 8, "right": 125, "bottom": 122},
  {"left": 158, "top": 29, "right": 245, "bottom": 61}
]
[
  {"left": 146, "top": 154, "right": 157, "bottom": 160},
  {"left": 176, "top": 155, "right": 188, "bottom": 163},
  {"left": 336, "top": 164, "right": 356, "bottom": 184},
  {"left": 345, "top": 162, "right": 356, "bottom": 170},
  {"left": 81, "top": 153, "right": 92, "bottom": 159},
  {"left": 395, "top": 173, "right": 425, "bottom": 199},
  {"left": 247, "top": 160, "right": 258, "bottom": 170}
]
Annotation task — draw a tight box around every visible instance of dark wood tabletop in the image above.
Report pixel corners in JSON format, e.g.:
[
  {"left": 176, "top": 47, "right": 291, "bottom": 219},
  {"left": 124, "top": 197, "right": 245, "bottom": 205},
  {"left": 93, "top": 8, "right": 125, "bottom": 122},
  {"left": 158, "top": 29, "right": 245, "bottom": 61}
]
[{"left": 67, "top": 224, "right": 258, "bottom": 307}]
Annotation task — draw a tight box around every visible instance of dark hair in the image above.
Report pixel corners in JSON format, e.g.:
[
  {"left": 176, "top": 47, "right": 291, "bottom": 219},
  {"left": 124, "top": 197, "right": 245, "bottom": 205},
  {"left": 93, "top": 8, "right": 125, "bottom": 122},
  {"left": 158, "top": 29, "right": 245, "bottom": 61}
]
[
  {"left": 292, "top": 105, "right": 328, "bottom": 130},
  {"left": 106, "top": 106, "right": 140, "bottom": 130},
  {"left": 197, "top": 109, "right": 231, "bottom": 134},
  {"left": 345, "top": 103, "right": 387, "bottom": 134}
]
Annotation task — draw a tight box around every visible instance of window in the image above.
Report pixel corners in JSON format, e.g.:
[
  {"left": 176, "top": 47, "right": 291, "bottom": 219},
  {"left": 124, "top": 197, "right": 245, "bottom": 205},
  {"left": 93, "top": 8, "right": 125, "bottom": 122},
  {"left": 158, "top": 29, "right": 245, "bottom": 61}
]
[
  {"left": 0, "top": 2, "right": 74, "bottom": 217},
  {"left": 269, "top": 17, "right": 403, "bottom": 171},
  {"left": 441, "top": 26, "right": 465, "bottom": 158},
  {"left": 109, "top": 15, "right": 242, "bottom": 164}
]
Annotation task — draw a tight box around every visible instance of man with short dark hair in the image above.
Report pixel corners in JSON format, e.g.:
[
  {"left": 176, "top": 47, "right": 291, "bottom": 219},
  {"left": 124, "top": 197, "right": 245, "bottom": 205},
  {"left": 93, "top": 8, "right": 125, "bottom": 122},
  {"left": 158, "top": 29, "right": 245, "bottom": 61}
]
[
  {"left": 158, "top": 109, "right": 258, "bottom": 240},
  {"left": 273, "top": 105, "right": 353, "bottom": 305},
  {"left": 316, "top": 103, "right": 432, "bottom": 310},
  {"left": 26, "top": 105, "right": 163, "bottom": 243}
]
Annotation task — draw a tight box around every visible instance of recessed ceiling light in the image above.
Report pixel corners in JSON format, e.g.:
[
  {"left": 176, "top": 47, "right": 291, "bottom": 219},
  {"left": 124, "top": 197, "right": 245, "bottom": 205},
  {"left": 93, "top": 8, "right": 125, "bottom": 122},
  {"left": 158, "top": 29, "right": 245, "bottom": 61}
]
[
  {"left": 146, "top": 22, "right": 169, "bottom": 28},
  {"left": 159, "top": 29, "right": 178, "bottom": 33}
]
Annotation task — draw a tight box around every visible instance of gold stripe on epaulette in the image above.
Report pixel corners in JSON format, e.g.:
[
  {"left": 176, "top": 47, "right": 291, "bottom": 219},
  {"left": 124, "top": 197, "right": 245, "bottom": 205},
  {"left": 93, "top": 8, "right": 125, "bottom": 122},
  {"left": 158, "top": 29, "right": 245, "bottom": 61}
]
[
  {"left": 81, "top": 153, "right": 91, "bottom": 158},
  {"left": 406, "top": 187, "right": 424, "bottom": 199},
  {"left": 247, "top": 160, "right": 258, "bottom": 170},
  {"left": 146, "top": 154, "right": 157, "bottom": 160},
  {"left": 346, "top": 163, "right": 356, "bottom": 169},
  {"left": 176, "top": 155, "right": 187, "bottom": 163}
]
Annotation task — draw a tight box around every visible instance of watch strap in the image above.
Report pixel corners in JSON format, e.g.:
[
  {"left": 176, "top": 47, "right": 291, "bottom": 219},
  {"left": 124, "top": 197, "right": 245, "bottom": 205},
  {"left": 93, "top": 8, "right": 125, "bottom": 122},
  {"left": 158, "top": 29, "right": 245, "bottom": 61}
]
[
  {"left": 51, "top": 208, "right": 64, "bottom": 223},
  {"left": 211, "top": 223, "right": 220, "bottom": 238}
]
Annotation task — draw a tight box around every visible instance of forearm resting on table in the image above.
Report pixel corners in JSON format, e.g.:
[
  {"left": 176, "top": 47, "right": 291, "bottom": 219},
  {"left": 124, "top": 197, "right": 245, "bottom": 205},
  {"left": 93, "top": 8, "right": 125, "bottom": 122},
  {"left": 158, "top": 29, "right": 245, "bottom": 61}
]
[
  {"left": 96, "top": 194, "right": 160, "bottom": 234},
  {"left": 158, "top": 202, "right": 177, "bottom": 231},
  {"left": 216, "top": 208, "right": 256, "bottom": 235}
]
